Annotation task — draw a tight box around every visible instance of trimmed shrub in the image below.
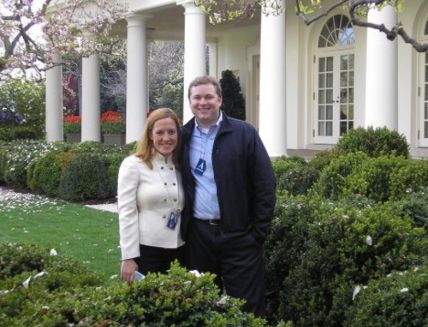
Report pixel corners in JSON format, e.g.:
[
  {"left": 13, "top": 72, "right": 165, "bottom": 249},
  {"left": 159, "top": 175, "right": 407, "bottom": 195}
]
[
  {"left": 394, "top": 187, "right": 428, "bottom": 229},
  {"left": 311, "top": 151, "right": 369, "bottom": 200},
  {"left": 105, "top": 152, "right": 127, "bottom": 196},
  {"left": 59, "top": 152, "right": 111, "bottom": 201},
  {"left": 265, "top": 196, "right": 427, "bottom": 326},
  {"left": 277, "top": 165, "right": 319, "bottom": 195},
  {"left": 0, "top": 126, "right": 41, "bottom": 141},
  {"left": 220, "top": 69, "right": 246, "bottom": 120},
  {"left": 308, "top": 148, "right": 341, "bottom": 173},
  {"left": 343, "top": 155, "right": 409, "bottom": 202},
  {"left": 336, "top": 126, "right": 409, "bottom": 158},
  {"left": 2, "top": 140, "right": 53, "bottom": 189},
  {"left": 272, "top": 156, "right": 307, "bottom": 182},
  {"left": 345, "top": 264, "right": 428, "bottom": 327},
  {"left": 0, "top": 243, "right": 266, "bottom": 326},
  {"left": 389, "top": 159, "right": 428, "bottom": 199},
  {"left": 28, "top": 150, "right": 76, "bottom": 196}
]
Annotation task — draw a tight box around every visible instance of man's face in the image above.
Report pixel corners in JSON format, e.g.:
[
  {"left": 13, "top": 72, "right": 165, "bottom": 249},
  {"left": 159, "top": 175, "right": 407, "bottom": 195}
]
[{"left": 189, "top": 83, "right": 222, "bottom": 128}]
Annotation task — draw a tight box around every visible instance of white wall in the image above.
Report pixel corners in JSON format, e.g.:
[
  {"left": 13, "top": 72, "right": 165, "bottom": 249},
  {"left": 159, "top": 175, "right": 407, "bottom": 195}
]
[{"left": 216, "top": 24, "right": 260, "bottom": 98}]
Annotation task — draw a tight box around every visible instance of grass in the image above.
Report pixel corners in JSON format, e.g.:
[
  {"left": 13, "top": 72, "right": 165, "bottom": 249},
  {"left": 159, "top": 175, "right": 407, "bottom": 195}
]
[{"left": 0, "top": 188, "right": 120, "bottom": 282}]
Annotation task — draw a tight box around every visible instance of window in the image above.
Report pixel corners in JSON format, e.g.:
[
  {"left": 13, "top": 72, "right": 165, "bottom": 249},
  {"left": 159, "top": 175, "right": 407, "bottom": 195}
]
[{"left": 318, "top": 15, "right": 355, "bottom": 48}]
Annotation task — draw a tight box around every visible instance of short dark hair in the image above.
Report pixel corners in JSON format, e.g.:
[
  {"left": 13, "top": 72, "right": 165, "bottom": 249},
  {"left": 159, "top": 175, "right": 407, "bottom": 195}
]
[{"left": 188, "top": 76, "right": 222, "bottom": 99}]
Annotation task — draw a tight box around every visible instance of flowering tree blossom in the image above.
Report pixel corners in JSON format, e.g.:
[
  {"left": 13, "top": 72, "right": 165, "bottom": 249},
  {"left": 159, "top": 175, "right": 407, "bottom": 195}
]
[
  {"left": 195, "top": 0, "right": 428, "bottom": 53},
  {"left": 0, "top": 0, "right": 127, "bottom": 80}
]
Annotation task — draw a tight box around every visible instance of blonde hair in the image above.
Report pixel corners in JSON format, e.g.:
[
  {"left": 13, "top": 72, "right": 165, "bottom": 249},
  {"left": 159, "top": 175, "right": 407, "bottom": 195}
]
[{"left": 135, "top": 108, "right": 181, "bottom": 169}]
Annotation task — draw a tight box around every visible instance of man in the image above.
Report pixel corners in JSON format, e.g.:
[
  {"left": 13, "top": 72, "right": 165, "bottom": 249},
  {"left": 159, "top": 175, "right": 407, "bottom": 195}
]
[{"left": 180, "top": 76, "right": 276, "bottom": 316}]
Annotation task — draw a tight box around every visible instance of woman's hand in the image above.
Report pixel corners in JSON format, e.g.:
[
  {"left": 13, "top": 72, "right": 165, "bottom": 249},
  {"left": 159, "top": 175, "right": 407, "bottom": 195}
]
[{"left": 120, "top": 259, "right": 138, "bottom": 283}]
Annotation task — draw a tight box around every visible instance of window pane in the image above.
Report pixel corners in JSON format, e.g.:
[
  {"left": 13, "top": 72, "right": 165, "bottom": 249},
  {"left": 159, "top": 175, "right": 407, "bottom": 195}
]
[
  {"left": 326, "top": 122, "right": 333, "bottom": 136},
  {"left": 349, "top": 54, "right": 354, "bottom": 69},
  {"left": 340, "top": 88, "right": 348, "bottom": 103},
  {"left": 319, "top": 74, "right": 325, "bottom": 88},
  {"left": 326, "top": 105, "right": 333, "bottom": 120},
  {"left": 319, "top": 90, "right": 325, "bottom": 104},
  {"left": 425, "top": 21, "right": 428, "bottom": 35},
  {"left": 340, "top": 72, "right": 347, "bottom": 87},
  {"left": 349, "top": 71, "right": 354, "bottom": 87},
  {"left": 326, "top": 73, "right": 333, "bottom": 87},
  {"left": 340, "top": 55, "right": 348, "bottom": 70},
  {"left": 425, "top": 84, "right": 428, "bottom": 101},
  {"left": 348, "top": 121, "right": 354, "bottom": 130},
  {"left": 425, "top": 122, "right": 428, "bottom": 138},
  {"left": 340, "top": 105, "right": 347, "bottom": 119},
  {"left": 425, "top": 103, "right": 428, "bottom": 119},
  {"left": 327, "top": 57, "right": 333, "bottom": 71},
  {"left": 319, "top": 106, "right": 325, "bottom": 119},
  {"left": 319, "top": 57, "right": 325, "bottom": 72},
  {"left": 340, "top": 121, "right": 347, "bottom": 136},
  {"left": 326, "top": 89, "right": 333, "bottom": 103},
  {"left": 349, "top": 105, "right": 354, "bottom": 119},
  {"left": 319, "top": 122, "right": 325, "bottom": 136},
  {"left": 349, "top": 88, "right": 354, "bottom": 103}
]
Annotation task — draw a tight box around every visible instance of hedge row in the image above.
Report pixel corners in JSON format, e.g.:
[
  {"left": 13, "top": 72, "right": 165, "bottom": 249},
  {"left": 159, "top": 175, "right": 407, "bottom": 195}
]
[
  {"left": 0, "top": 243, "right": 266, "bottom": 327},
  {"left": 264, "top": 194, "right": 428, "bottom": 326},
  {"left": 0, "top": 140, "right": 135, "bottom": 201}
]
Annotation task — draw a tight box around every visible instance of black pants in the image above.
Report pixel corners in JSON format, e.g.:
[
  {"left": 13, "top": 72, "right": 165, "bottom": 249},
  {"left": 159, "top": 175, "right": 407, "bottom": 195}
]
[
  {"left": 185, "top": 219, "right": 266, "bottom": 317},
  {"left": 135, "top": 244, "right": 185, "bottom": 275}
]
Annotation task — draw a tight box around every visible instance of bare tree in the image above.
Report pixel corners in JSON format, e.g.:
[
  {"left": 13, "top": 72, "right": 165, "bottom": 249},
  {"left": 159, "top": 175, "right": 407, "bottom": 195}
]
[{"left": 195, "top": 0, "right": 428, "bottom": 53}]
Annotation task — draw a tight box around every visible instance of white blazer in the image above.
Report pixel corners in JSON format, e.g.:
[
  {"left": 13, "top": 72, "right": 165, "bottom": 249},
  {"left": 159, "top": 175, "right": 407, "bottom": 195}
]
[{"left": 117, "top": 153, "right": 185, "bottom": 260}]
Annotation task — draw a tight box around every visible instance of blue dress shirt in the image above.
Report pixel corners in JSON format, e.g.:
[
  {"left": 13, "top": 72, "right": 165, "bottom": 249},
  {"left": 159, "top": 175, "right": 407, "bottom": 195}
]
[{"left": 189, "top": 113, "right": 223, "bottom": 219}]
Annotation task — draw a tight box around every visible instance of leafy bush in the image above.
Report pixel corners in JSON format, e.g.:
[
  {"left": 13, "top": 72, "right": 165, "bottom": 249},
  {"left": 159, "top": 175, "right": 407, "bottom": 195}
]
[
  {"left": 220, "top": 70, "right": 246, "bottom": 120},
  {"left": 312, "top": 151, "right": 369, "bottom": 200},
  {"left": 336, "top": 126, "right": 409, "bottom": 158},
  {"left": 308, "top": 148, "right": 341, "bottom": 172},
  {"left": 393, "top": 187, "right": 428, "bottom": 229},
  {"left": 345, "top": 264, "right": 428, "bottom": 327},
  {"left": 105, "top": 152, "right": 127, "bottom": 196},
  {"left": 277, "top": 165, "right": 319, "bottom": 195},
  {"left": 313, "top": 153, "right": 428, "bottom": 202},
  {"left": 28, "top": 150, "right": 75, "bottom": 196},
  {"left": 0, "top": 126, "right": 41, "bottom": 141},
  {"left": 0, "top": 243, "right": 266, "bottom": 326},
  {"left": 0, "top": 80, "right": 45, "bottom": 136},
  {"left": 59, "top": 152, "right": 111, "bottom": 201},
  {"left": 265, "top": 196, "right": 427, "bottom": 326},
  {"left": 272, "top": 156, "right": 307, "bottom": 182},
  {"left": 2, "top": 140, "right": 55, "bottom": 189}
]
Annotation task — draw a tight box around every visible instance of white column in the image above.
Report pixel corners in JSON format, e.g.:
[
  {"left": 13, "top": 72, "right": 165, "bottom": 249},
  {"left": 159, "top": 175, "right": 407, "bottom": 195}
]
[
  {"left": 126, "top": 13, "right": 149, "bottom": 143},
  {"left": 81, "top": 54, "right": 101, "bottom": 142},
  {"left": 259, "top": 0, "right": 287, "bottom": 156},
  {"left": 177, "top": 0, "right": 206, "bottom": 123},
  {"left": 365, "top": 5, "right": 398, "bottom": 130},
  {"left": 208, "top": 42, "right": 217, "bottom": 77},
  {"left": 45, "top": 53, "right": 63, "bottom": 142}
]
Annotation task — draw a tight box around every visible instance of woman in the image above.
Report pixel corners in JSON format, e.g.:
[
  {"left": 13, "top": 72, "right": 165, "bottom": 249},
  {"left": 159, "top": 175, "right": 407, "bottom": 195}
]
[{"left": 118, "top": 108, "right": 185, "bottom": 283}]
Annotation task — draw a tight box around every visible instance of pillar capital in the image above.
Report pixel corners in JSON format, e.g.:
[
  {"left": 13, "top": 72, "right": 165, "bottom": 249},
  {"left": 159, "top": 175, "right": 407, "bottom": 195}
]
[
  {"left": 126, "top": 13, "right": 152, "bottom": 27},
  {"left": 176, "top": 0, "right": 204, "bottom": 14}
]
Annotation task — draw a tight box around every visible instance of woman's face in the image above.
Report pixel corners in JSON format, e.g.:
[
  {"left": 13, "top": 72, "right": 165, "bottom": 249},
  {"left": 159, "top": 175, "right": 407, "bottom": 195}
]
[{"left": 149, "top": 117, "right": 178, "bottom": 157}]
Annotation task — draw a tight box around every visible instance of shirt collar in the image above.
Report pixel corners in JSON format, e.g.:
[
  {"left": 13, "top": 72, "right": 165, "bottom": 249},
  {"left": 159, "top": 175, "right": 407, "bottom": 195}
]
[{"left": 194, "top": 112, "right": 223, "bottom": 134}]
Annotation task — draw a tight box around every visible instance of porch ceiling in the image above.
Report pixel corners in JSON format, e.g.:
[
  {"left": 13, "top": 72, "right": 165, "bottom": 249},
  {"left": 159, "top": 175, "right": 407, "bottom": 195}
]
[{"left": 112, "top": 3, "right": 261, "bottom": 41}]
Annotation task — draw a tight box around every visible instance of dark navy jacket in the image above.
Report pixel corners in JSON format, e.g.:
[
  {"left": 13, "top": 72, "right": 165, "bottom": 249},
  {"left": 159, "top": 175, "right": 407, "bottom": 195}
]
[{"left": 180, "top": 113, "right": 276, "bottom": 244}]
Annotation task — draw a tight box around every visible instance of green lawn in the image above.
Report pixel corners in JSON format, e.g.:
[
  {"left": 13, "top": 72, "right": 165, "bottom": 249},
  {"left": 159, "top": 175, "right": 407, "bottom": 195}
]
[{"left": 0, "top": 190, "right": 120, "bottom": 282}]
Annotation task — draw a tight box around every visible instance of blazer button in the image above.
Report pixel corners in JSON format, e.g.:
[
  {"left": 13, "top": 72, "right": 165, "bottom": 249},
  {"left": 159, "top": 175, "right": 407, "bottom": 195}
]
[{"left": 162, "top": 215, "right": 166, "bottom": 219}]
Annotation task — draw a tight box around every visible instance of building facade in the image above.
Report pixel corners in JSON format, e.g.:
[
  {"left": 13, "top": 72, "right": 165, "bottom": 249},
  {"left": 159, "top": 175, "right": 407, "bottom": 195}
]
[{"left": 45, "top": 0, "right": 428, "bottom": 158}]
